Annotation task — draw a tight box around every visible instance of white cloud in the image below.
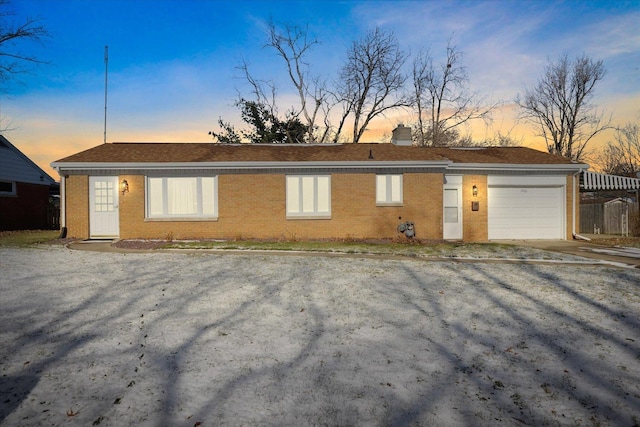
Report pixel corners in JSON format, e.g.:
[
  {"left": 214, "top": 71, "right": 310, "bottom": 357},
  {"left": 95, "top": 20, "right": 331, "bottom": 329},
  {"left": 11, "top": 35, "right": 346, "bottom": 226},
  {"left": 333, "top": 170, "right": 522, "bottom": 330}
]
[{"left": 569, "top": 11, "right": 640, "bottom": 58}]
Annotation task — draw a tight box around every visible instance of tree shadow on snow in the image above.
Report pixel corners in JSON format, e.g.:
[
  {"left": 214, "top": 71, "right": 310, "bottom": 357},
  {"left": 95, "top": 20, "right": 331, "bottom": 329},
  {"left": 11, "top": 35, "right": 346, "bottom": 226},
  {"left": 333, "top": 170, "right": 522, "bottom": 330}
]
[
  {"left": 381, "top": 261, "right": 640, "bottom": 426},
  {"left": 2, "top": 249, "right": 639, "bottom": 426},
  {"left": 0, "top": 375, "right": 39, "bottom": 422}
]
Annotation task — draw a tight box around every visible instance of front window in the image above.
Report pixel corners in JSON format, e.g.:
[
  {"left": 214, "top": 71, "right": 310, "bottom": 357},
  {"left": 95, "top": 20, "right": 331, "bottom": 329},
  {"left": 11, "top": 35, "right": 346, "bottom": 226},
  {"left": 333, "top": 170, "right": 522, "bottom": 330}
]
[
  {"left": 376, "top": 174, "right": 403, "bottom": 205},
  {"left": 0, "top": 180, "right": 16, "bottom": 196},
  {"left": 443, "top": 188, "right": 459, "bottom": 223},
  {"left": 146, "top": 177, "right": 217, "bottom": 219},
  {"left": 286, "top": 175, "right": 331, "bottom": 218}
]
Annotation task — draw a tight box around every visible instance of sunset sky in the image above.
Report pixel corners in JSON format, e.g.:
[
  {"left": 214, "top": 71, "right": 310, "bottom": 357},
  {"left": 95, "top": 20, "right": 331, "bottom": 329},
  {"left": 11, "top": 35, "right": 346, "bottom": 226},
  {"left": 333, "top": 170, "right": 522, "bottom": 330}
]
[{"left": 3, "top": 0, "right": 639, "bottom": 179}]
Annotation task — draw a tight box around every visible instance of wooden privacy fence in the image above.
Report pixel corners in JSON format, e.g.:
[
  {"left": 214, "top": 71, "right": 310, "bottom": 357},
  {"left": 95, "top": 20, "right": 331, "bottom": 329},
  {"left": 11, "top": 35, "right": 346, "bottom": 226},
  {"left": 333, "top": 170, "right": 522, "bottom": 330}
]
[
  {"left": 580, "top": 200, "right": 638, "bottom": 235},
  {"left": 47, "top": 196, "right": 60, "bottom": 230},
  {"left": 579, "top": 172, "right": 640, "bottom": 236},
  {"left": 47, "top": 204, "right": 60, "bottom": 230}
]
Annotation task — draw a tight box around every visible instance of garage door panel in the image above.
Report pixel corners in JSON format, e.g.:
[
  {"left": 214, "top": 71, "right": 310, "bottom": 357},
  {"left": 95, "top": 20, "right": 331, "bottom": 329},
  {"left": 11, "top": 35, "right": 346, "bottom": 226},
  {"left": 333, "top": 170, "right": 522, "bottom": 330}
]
[
  {"left": 490, "top": 228, "right": 544, "bottom": 240},
  {"left": 537, "top": 208, "right": 560, "bottom": 217},
  {"left": 488, "top": 185, "right": 563, "bottom": 240},
  {"left": 490, "top": 226, "right": 560, "bottom": 240}
]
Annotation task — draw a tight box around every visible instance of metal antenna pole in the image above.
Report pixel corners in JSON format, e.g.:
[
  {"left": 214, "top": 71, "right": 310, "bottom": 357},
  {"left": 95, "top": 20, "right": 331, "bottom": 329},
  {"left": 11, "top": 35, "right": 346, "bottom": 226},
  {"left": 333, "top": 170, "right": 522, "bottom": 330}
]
[{"left": 104, "top": 45, "right": 108, "bottom": 144}]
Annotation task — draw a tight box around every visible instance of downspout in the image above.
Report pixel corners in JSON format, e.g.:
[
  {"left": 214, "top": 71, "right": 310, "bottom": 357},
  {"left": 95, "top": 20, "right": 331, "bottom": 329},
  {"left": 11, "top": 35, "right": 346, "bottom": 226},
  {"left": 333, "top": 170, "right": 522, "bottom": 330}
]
[
  {"left": 58, "top": 171, "right": 67, "bottom": 238},
  {"left": 572, "top": 169, "right": 590, "bottom": 241}
]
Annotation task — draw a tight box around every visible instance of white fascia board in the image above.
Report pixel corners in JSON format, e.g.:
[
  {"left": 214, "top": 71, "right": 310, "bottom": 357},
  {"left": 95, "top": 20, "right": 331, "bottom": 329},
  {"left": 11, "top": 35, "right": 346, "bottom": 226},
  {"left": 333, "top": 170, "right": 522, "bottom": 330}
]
[
  {"left": 51, "top": 160, "right": 452, "bottom": 171},
  {"left": 50, "top": 160, "right": 589, "bottom": 173},
  {"left": 449, "top": 162, "right": 589, "bottom": 172}
]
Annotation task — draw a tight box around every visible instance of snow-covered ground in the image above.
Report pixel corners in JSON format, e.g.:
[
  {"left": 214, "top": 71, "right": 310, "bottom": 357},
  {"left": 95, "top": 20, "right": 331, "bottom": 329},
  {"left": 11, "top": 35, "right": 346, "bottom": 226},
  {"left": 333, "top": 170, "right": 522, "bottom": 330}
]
[{"left": 1, "top": 246, "right": 639, "bottom": 426}]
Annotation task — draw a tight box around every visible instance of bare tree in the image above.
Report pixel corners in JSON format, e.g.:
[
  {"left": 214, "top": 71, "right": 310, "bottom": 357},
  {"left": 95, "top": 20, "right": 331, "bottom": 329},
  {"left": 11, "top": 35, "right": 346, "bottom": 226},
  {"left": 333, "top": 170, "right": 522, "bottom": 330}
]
[
  {"left": 265, "top": 21, "right": 332, "bottom": 143},
  {"left": 596, "top": 123, "right": 640, "bottom": 175},
  {"left": 412, "top": 48, "right": 432, "bottom": 146},
  {"left": 236, "top": 58, "right": 278, "bottom": 117},
  {"left": 517, "top": 54, "right": 611, "bottom": 161},
  {"left": 222, "top": 55, "right": 310, "bottom": 144},
  {"left": 486, "top": 130, "right": 523, "bottom": 147},
  {"left": 230, "top": 22, "right": 332, "bottom": 143},
  {"left": 337, "top": 28, "right": 409, "bottom": 143},
  {"left": 0, "top": 0, "right": 48, "bottom": 87},
  {"left": 327, "top": 78, "right": 356, "bottom": 143},
  {"left": 412, "top": 41, "right": 494, "bottom": 146}
]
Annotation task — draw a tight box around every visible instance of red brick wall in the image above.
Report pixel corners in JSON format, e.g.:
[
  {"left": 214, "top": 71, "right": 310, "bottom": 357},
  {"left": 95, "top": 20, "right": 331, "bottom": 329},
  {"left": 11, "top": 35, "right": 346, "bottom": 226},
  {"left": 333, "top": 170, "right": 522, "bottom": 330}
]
[{"left": 0, "top": 182, "right": 51, "bottom": 231}]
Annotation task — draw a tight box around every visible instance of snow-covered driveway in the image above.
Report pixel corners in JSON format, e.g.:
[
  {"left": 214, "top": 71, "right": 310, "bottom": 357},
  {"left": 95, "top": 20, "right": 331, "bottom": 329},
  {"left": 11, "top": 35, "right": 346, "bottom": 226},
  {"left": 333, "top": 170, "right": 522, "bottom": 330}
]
[{"left": 1, "top": 246, "right": 639, "bottom": 426}]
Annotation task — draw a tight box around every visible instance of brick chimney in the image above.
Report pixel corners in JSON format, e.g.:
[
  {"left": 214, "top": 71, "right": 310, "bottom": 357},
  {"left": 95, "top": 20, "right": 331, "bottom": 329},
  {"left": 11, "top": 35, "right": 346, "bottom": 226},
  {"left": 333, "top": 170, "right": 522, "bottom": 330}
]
[{"left": 391, "top": 124, "right": 412, "bottom": 146}]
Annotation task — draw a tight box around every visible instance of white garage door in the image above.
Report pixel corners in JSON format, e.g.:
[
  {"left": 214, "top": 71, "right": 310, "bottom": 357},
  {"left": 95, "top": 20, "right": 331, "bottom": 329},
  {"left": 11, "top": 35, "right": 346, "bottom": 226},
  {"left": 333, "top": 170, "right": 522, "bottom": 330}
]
[{"left": 488, "top": 186, "right": 564, "bottom": 239}]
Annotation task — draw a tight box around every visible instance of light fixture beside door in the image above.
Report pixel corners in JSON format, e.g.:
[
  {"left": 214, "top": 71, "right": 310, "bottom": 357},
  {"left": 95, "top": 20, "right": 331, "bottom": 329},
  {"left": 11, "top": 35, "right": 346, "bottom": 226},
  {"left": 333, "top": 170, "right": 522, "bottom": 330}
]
[{"left": 121, "top": 179, "right": 129, "bottom": 195}]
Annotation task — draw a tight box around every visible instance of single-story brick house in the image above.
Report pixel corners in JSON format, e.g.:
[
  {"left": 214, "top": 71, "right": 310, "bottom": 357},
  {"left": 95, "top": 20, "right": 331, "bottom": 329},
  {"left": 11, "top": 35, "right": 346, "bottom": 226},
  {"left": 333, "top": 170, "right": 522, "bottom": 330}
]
[
  {"left": 1, "top": 135, "right": 58, "bottom": 231},
  {"left": 51, "top": 126, "right": 587, "bottom": 242}
]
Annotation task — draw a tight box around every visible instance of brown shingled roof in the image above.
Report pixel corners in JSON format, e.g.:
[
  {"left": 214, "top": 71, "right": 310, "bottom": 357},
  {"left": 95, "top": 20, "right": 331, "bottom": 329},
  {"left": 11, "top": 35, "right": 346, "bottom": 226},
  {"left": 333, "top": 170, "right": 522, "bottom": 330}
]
[
  {"left": 433, "top": 147, "right": 575, "bottom": 164},
  {"left": 53, "top": 142, "right": 577, "bottom": 165}
]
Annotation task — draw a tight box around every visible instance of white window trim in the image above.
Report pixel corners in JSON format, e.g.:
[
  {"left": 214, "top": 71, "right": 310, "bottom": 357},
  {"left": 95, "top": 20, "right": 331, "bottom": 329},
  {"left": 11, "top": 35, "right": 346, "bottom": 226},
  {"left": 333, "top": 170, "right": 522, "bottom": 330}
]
[
  {"left": 376, "top": 174, "right": 403, "bottom": 206},
  {"left": 145, "top": 176, "right": 218, "bottom": 221},
  {"left": 0, "top": 180, "right": 16, "bottom": 196},
  {"left": 286, "top": 175, "right": 331, "bottom": 219}
]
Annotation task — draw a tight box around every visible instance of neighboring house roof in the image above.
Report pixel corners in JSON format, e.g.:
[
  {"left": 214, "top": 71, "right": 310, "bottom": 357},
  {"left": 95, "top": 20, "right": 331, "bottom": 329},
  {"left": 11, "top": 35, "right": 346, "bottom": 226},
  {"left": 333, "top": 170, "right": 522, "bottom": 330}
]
[
  {"left": 604, "top": 197, "right": 635, "bottom": 205},
  {"left": 52, "top": 143, "right": 585, "bottom": 174},
  {"left": 0, "top": 135, "right": 56, "bottom": 185}
]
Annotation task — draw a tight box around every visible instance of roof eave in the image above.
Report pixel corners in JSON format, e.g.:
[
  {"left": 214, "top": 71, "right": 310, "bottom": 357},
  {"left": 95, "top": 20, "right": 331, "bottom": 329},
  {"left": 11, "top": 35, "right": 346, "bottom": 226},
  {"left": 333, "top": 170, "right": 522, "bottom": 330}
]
[
  {"left": 448, "top": 162, "right": 589, "bottom": 172},
  {"left": 51, "top": 160, "right": 452, "bottom": 171},
  {"left": 50, "top": 160, "right": 590, "bottom": 173}
]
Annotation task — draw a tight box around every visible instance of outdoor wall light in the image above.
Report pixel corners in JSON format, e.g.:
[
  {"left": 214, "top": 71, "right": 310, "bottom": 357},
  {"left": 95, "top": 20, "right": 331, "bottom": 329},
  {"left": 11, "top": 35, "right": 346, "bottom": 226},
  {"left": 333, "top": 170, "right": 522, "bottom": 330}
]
[
  {"left": 472, "top": 185, "right": 478, "bottom": 197},
  {"left": 121, "top": 179, "right": 129, "bottom": 195}
]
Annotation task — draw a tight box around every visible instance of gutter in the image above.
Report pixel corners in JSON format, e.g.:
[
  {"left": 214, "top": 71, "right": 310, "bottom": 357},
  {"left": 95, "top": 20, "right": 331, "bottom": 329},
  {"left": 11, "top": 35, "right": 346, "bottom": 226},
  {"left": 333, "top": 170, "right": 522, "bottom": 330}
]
[
  {"left": 572, "top": 168, "right": 588, "bottom": 241},
  {"left": 447, "top": 162, "right": 588, "bottom": 173},
  {"left": 51, "top": 160, "right": 453, "bottom": 172},
  {"left": 58, "top": 173, "right": 67, "bottom": 238},
  {"left": 50, "top": 160, "right": 589, "bottom": 173}
]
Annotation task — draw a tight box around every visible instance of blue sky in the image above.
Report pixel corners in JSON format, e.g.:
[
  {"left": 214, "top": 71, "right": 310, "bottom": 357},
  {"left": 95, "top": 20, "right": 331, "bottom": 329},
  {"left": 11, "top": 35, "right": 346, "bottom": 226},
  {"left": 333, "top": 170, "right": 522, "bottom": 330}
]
[{"left": 3, "top": 0, "right": 639, "bottom": 178}]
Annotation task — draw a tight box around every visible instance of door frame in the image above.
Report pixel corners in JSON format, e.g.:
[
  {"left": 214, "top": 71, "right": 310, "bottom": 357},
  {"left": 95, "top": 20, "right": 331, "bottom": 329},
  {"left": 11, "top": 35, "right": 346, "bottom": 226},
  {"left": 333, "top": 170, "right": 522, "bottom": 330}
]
[
  {"left": 443, "top": 175, "right": 463, "bottom": 240},
  {"left": 89, "top": 176, "right": 120, "bottom": 239}
]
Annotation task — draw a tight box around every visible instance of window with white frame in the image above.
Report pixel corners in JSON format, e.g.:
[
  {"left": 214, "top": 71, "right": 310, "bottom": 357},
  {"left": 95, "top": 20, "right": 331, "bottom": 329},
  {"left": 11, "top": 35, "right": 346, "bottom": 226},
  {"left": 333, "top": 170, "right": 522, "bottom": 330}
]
[
  {"left": 146, "top": 177, "right": 218, "bottom": 219},
  {"left": 286, "top": 175, "right": 331, "bottom": 218},
  {"left": 376, "top": 174, "right": 403, "bottom": 205}
]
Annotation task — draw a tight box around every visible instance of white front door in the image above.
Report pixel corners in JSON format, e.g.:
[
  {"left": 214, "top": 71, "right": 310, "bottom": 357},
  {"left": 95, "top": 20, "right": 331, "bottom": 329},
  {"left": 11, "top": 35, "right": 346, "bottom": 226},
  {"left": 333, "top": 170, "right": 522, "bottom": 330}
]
[
  {"left": 443, "top": 176, "right": 463, "bottom": 240},
  {"left": 89, "top": 176, "right": 120, "bottom": 238}
]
